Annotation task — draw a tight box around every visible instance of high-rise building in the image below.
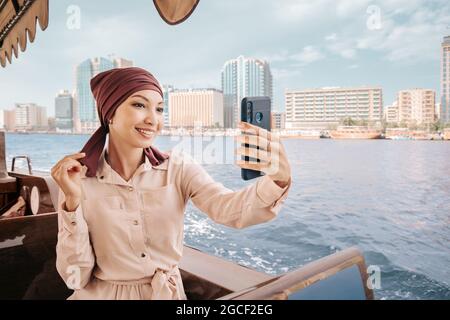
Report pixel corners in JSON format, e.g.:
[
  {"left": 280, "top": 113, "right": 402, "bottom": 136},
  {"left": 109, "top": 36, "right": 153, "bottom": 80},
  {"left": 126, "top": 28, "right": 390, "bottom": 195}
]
[
  {"left": 162, "top": 85, "right": 174, "bottom": 128},
  {"left": 169, "top": 89, "right": 224, "bottom": 128},
  {"left": 74, "top": 56, "right": 133, "bottom": 133},
  {"left": 221, "top": 55, "right": 273, "bottom": 128},
  {"left": 55, "top": 90, "right": 74, "bottom": 132},
  {"left": 113, "top": 57, "right": 133, "bottom": 68},
  {"left": 14, "top": 103, "right": 47, "bottom": 131},
  {"left": 75, "top": 57, "right": 115, "bottom": 133},
  {"left": 441, "top": 36, "right": 450, "bottom": 123},
  {"left": 285, "top": 86, "right": 383, "bottom": 129},
  {"left": 397, "top": 89, "right": 435, "bottom": 125}
]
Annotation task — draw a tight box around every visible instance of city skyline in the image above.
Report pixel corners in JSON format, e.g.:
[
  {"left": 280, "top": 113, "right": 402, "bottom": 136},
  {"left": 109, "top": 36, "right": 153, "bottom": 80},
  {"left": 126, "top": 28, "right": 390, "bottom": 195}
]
[{"left": 0, "top": 0, "right": 447, "bottom": 117}]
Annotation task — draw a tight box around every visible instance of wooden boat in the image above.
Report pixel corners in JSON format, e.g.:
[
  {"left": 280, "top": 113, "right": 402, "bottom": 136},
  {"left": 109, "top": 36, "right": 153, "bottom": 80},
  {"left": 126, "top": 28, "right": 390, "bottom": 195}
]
[
  {"left": 330, "top": 126, "right": 382, "bottom": 140},
  {"left": 0, "top": 1, "right": 374, "bottom": 300}
]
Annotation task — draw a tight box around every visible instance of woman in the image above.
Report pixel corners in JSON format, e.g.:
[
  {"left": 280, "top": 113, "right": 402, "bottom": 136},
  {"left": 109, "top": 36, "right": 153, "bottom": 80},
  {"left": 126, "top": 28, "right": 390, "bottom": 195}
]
[{"left": 52, "top": 67, "right": 292, "bottom": 300}]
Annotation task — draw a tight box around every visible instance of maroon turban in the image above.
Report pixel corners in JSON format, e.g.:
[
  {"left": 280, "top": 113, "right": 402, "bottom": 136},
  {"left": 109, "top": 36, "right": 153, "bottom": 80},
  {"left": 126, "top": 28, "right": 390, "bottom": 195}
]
[{"left": 79, "top": 67, "right": 169, "bottom": 177}]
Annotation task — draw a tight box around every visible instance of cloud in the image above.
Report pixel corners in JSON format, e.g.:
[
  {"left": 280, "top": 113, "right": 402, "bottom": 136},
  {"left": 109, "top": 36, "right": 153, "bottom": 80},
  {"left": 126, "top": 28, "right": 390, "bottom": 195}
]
[
  {"left": 273, "top": 0, "right": 330, "bottom": 23},
  {"left": 257, "top": 46, "right": 325, "bottom": 67},
  {"left": 325, "top": 33, "right": 357, "bottom": 59},
  {"left": 355, "top": 4, "right": 450, "bottom": 62},
  {"left": 272, "top": 67, "right": 301, "bottom": 80},
  {"left": 275, "top": 0, "right": 449, "bottom": 63},
  {"left": 60, "top": 15, "right": 147, "bottom": 62},
  {"left": 325, "top": 33, "right": 338, "bottom": 41},
  {"left": 335, "top": 0, "right": 372, "bottom": 18},
  {"left": 291, "top": 46, "right": 325, "bottom": 66}
]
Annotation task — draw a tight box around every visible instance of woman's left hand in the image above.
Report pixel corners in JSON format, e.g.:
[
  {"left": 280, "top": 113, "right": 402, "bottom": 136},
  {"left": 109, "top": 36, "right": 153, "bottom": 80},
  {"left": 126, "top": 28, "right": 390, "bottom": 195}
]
[{"left": 235, "top": 121, "right": 291, "bottom": 188}]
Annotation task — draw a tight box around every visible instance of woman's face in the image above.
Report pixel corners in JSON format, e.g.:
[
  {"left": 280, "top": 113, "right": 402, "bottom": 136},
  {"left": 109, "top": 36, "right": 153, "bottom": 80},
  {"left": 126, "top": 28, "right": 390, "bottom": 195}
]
[{"left": 109, "top": 89, "right": 164, "bottom": 148}]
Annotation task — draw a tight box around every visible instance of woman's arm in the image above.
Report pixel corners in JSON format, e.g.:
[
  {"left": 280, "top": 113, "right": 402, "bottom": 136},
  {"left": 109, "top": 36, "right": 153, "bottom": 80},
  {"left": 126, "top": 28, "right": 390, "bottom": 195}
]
[
  {"left": 55, "top": 189, "right": 95, "bottom": 290},
  {"left": 182, "top": 156, "right": 291, "bottom": 229},
  {"left": 181, "top": 121, "right": 292, "bottom": 229}
]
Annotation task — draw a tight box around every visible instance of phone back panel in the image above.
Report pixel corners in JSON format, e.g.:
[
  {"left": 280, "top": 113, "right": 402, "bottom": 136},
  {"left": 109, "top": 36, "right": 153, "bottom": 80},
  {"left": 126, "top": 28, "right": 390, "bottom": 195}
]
[{"left": 240, "top": 97, "right": 271, "bottom": 181}]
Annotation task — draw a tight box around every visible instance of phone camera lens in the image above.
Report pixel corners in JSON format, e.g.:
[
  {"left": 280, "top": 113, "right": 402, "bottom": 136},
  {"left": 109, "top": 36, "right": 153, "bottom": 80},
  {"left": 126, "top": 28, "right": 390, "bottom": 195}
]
[
  {"left": 255, "top": 112, "right": 263, "bottom": 123},
  {"left": 245, "top": 101, "right": 253, "bottom": 123}
]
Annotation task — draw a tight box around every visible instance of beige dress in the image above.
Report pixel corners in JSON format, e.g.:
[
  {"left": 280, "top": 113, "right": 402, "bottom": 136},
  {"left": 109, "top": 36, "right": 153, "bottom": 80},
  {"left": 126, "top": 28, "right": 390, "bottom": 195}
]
[{"left": 56, "top": 148, "right": 291, "bottom": 300}]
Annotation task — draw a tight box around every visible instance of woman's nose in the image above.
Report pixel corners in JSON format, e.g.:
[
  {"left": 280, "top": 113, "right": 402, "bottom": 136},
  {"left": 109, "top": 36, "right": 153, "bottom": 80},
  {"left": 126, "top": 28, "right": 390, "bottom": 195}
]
[{"left": 144, "top": 110, "right": 158, "bottom": 125}]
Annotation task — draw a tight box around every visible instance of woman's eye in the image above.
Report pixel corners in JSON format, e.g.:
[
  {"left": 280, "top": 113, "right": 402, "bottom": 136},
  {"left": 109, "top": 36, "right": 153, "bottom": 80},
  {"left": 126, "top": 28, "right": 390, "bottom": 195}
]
[
  {"left": 133, "top": 103, "right": 145, "bottom": 108},
  {"left": 157, "top": 107, "right": 164, "bottom": 113}
]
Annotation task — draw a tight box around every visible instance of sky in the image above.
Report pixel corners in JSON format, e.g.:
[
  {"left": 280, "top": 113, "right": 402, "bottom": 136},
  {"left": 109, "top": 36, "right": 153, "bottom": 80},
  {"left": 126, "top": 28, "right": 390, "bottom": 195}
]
[{"left": 0, "top": 0, "right": 448, "bottom": 117}]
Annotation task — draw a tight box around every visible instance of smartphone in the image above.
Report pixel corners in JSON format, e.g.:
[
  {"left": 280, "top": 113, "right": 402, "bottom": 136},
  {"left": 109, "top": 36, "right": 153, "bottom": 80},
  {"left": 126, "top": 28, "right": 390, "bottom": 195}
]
[{"left": 240, "top": 96, "right": 271, "bottom": 181}]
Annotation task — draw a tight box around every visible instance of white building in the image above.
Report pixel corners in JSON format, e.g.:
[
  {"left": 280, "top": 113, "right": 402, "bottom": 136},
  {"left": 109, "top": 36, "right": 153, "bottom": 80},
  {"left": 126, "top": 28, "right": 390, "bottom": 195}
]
[
  {"left": 285, "top": 86, "right": 383, "bottom": 129},
  {"left": 169, "top": 89, "right": 224, "bottom": 128},
  {"left": 397, "top": 89, "right": 435, "bottom": 125}
]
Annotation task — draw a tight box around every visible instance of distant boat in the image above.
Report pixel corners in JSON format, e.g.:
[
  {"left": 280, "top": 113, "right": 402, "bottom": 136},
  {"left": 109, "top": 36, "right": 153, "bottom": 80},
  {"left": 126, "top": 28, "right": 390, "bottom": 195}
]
[
  {"left": 444, "top": 129, "right": 450, "bottom": 141},
  {"left": 330, "top": 126, "right": 382, "bottom": 140},
  {"left": 388, "top": 136, "right": 412, "bottom": 141}
]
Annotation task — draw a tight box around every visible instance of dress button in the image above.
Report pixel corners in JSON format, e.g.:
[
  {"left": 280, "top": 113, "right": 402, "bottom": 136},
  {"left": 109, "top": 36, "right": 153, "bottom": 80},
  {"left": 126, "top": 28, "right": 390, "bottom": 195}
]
[
  {"left": 141, "top": 253, "right": 146, "bottom": 258},
  {"left": 133, "top": 220, "right": 139, "bottom": 225},
  {"left": 128, "top": 186, "right": 134, "bottom": 192},
  {"left": 71, "top": 221, "right": 76, "bottom": 226}
]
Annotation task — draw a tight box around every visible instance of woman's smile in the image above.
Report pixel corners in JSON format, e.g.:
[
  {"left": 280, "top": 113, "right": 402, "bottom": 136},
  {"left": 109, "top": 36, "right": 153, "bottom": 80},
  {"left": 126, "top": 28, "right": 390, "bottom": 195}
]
[{"left": 135, "top": 127, "right": 156, "bottom": 139}]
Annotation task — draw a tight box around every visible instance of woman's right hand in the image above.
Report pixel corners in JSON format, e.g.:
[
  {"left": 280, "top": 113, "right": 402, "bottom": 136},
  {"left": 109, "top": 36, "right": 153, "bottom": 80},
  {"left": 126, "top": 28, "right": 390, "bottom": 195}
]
[{"left": 51, "top": 152, "right": 86, "bottom": 211}]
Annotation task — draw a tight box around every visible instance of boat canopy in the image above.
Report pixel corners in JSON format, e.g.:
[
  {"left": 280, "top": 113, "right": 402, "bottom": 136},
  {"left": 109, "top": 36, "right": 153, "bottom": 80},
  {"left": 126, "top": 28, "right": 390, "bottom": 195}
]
[
  {"left": 0, "top": 0, "right": 49, "bottom": 67},
  {"left": 0, "top": 0, "right": 200, "bottom": 68},
  {"left": 153, "top": 0, "right": 200, "bottom": 25}
]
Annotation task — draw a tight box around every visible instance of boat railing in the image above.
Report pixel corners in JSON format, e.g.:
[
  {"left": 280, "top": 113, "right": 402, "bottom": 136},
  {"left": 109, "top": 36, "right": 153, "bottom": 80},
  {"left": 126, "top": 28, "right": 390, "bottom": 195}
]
[{"left": 218, "top": 247, "right": 374, "bottom": 300}]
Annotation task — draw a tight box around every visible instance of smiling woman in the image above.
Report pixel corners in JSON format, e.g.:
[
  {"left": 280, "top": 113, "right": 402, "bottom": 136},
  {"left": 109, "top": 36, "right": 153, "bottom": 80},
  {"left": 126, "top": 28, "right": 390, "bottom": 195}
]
[{"left": 50, "top": 66, "right": 292, "bottom": 300}]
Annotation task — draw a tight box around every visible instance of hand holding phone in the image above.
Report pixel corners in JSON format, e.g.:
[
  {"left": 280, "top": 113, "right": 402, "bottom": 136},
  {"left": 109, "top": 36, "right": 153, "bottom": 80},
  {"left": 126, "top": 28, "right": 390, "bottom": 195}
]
[
  {"left": 236, "top": 97, "right": 291, "bottom": 187},
  {"left": 238, "top": 97, "right": 271, "bottom": 180}
]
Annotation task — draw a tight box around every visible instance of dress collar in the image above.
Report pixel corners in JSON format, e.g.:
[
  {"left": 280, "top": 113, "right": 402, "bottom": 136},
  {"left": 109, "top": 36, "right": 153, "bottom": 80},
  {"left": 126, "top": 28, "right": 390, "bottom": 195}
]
[{"left": 91, "top": 147, "right": 169, "bottom": 185}]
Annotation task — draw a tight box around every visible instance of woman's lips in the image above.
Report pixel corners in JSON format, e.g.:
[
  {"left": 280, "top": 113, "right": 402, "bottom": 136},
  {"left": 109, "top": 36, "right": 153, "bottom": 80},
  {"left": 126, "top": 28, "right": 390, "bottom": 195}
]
[{"left": 135, "top": 127, "right": 155, "bottom": 138}]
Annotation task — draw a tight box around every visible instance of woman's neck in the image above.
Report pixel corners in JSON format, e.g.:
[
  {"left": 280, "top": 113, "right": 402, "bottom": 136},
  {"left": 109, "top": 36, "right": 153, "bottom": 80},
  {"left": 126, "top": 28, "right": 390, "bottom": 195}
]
[{"left": 106, "top": 139, "right": 145, "bottom": 182}]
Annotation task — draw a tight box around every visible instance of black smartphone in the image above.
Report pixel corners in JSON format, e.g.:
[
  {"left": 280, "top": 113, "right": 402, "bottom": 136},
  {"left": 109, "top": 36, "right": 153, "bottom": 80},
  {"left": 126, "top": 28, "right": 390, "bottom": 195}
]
[{"left": 240, "top": 96, "right": 271, "bottom": 181}]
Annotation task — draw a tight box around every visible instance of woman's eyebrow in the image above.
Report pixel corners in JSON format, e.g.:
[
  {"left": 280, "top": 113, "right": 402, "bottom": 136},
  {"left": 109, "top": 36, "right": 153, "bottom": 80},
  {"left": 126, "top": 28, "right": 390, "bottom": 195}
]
[
  {"left": 131, "top": 94, "right": 149, "bottom": 102},
  {"left": 131, "top": 94, "right": 163, "bottom": 105}
]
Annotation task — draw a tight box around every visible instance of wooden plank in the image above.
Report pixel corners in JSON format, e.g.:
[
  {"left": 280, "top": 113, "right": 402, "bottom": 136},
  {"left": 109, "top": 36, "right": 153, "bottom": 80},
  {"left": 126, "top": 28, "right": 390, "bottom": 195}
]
[{"left": 180, "top": 246, "right": 274, "bottom": 292}]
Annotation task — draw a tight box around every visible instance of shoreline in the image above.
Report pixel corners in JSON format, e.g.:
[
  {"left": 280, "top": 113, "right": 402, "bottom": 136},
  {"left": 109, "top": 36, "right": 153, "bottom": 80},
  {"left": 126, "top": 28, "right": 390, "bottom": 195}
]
[{"left": 4, "top": 131, "right": 449, "bottom": 141}]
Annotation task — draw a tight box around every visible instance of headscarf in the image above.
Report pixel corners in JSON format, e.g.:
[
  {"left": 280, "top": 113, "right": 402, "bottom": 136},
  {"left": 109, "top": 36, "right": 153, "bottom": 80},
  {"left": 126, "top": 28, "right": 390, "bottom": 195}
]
[{"left": 79, "top": 67, "right": 169, "bottom": 177}]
